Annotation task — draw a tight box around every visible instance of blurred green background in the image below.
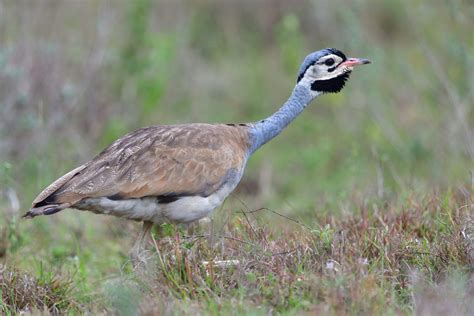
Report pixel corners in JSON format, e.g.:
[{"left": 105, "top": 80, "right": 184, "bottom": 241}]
[
  {"left": 0, "top": 0, "right": 472, "bottom": 313},
  {"left": 1, "top": 0, "right": 472, "bottom": 214}
]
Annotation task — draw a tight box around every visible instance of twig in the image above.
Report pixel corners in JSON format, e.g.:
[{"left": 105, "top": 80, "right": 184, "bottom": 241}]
[
  {"left": 271, "top": 247, "right": 300, "bottom": 257},
  {"left": 239, "top": 207, "right": 313, "bottom": 231},
  {"left": 222, "top": 235, "right": 257, "bottom": 247}
]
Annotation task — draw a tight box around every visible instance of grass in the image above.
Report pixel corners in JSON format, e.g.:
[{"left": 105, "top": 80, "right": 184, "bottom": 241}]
[
  {"left": 1, "top": 189, "right": 472, "bottom": 314},
  {"left": 0, "top": 263, "right": 77, "bottom": 313}
]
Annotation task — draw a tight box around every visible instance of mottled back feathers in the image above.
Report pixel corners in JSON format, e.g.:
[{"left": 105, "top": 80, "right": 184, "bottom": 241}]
[{"left": 31, "top": 124, "right": 251, "bottom": 211}]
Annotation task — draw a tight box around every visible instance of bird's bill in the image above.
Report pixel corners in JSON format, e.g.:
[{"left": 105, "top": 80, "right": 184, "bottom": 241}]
[{"left": 340, "top": 57, "right": 371, "bottom": 67}]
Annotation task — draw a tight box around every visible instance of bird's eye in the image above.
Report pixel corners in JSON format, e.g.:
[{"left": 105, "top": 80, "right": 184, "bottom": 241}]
[{"left": 324, "top": 58, "right": 335, "bottom": 66}]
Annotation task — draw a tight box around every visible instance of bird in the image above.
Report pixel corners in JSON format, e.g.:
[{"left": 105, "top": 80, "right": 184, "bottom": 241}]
[{"left": 24, "top": 48, "right": 370, "bottom": 259}]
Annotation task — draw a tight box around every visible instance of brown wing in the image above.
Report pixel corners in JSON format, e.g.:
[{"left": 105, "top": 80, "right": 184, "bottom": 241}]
[{"left": 32, "top": 123, "right": 251, "bottom": 208}]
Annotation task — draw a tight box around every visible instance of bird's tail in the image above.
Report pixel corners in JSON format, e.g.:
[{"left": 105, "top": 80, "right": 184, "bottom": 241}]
[{"left": 23, "top": 204, "right": 64, "bottom": 218}]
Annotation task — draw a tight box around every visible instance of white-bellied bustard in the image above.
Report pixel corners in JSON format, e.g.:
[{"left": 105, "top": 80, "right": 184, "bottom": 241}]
[{"left": 24, "top": 48, "right": 370, "bottom": 261}]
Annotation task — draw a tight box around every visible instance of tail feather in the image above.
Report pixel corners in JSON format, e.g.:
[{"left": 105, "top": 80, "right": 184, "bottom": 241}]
[{"left": 23, "top": 204, "right": 63, "bottom": 218}]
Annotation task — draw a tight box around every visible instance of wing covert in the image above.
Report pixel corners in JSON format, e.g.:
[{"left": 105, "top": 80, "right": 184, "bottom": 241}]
[{"left": 32, "top": 124, "right": 251, "bottom": 207}]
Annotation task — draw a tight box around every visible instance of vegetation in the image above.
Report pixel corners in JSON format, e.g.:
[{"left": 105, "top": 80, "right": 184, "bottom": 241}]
[{"left": 0, "top": 0, "right": 472, "bottom": 314}]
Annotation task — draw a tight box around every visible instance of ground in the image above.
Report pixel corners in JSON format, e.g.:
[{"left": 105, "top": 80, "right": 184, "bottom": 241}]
[{"left": 1, "top": 189, "right": 472, "bottom": 315}]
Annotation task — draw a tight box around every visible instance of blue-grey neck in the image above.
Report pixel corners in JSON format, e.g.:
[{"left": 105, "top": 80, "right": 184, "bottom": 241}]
[{"left": 248, "top": 84, "right": 319, "bottom": 154}]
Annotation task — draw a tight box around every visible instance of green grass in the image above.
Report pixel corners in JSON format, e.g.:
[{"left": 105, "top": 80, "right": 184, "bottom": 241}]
[{"left": 1, "top": 190, "right": 472, "bottom": 314}]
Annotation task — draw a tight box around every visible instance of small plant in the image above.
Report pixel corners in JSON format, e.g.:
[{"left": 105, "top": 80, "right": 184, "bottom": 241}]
[{"left": 0, "top": 264, "right": 79, "bottom": 314}]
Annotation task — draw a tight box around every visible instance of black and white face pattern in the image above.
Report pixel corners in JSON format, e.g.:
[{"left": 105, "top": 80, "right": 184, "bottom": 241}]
[{"left": 297, "top": 48, "right": 352, "bottom": 94}]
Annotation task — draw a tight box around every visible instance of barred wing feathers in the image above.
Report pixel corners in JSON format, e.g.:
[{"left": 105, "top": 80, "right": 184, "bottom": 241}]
[{"left": 27, "top": 124, "right": 250, "bottom": 216}]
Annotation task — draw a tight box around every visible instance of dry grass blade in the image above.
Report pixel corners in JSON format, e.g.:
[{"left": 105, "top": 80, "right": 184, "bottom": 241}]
[{"left": 0, "top": 264, "right": 79, "bottom": 314}]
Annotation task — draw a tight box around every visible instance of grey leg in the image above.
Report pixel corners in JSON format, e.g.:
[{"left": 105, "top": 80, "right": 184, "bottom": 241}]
[
  {"left": 186, "top": 217, "right": 211, "bottom": 236},
  {"left": 130, "top": 220, "right": 153, "bottom": 267}
]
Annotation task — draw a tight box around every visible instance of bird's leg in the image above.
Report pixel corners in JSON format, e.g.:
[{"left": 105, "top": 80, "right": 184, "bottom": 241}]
[
  {"left": 130, "top": 220, "right": 153, "bottom": 267},
  {"left": 186, "top": 217, "right": 212, "bottom": 236}
]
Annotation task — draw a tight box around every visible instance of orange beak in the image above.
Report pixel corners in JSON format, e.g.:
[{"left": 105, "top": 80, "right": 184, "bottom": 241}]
[{"left": 339, "top": 57, "right": 371, "bottom": 67}]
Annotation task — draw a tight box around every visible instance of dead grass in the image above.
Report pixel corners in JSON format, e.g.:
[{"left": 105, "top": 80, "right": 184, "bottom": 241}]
[
  {"left": 0, "top": 190, "right": 472, "bottom": 314},
  {"left": 0, "top": 263, "right": 79, "bottom": 314},
  {"left": 96, "top": 189, "right": 473, "bottom": 315}
]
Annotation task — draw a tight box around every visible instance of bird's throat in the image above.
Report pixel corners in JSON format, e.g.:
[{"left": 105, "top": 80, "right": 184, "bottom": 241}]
[{"left": 311, "top": 72, "right": 351, "bottom": 94}]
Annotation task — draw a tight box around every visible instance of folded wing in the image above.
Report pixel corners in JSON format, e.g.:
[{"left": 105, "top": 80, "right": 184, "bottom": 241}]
[{"left": 30, "top": 124, "right": 250, "bottom": 212}]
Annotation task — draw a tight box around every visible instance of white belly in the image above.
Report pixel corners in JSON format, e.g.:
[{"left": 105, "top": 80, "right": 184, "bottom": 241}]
[{"left": 74, "top": 173, "right": 241, "bottom": 224}]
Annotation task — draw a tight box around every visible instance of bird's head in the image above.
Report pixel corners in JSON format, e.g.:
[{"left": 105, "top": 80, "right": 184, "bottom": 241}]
[{"left": 296, "top": 48, "right": 370, "bottom": 95}]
